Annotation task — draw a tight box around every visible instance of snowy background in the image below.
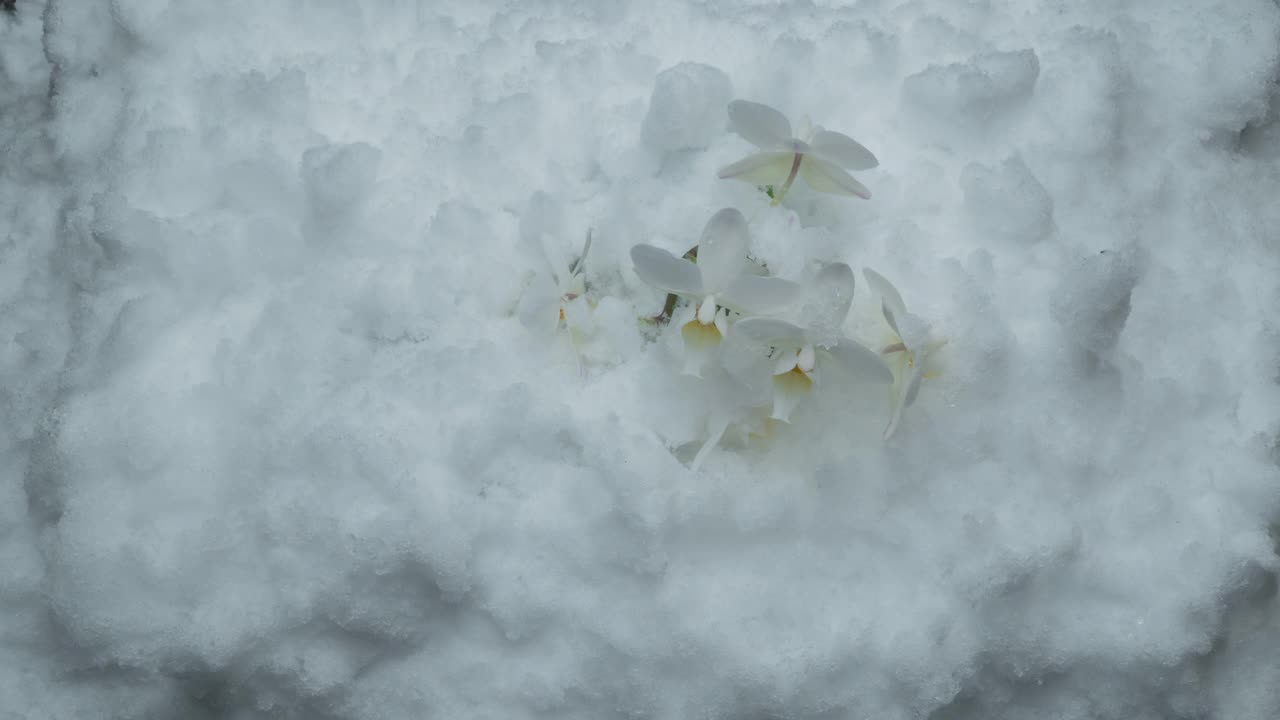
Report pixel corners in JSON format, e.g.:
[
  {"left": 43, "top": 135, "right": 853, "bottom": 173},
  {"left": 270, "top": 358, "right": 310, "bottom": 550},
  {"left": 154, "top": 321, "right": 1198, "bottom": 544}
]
[{"left": 3, "top": 0, "right": 1280, "bottom": 718}]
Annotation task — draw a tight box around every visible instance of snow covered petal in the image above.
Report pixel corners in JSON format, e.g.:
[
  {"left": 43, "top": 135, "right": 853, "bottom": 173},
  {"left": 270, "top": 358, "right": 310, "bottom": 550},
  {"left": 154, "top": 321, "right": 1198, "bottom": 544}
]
[
  {"left": 721, "top": 274, "right": 800, "bottom": 316},
  {"left": 697, "top": 208, "right": 751, "bottom": 293},
  {"left": 804, "top": 262, "right": 857, "bottom": 336},
  {"left": 798, "top": 155, "right": 872, "bottom": 199},
  {"left": 810, "top": 129, "right": 879, "bottom": 170},
  {"left": 884, "top": 360, "right": 924, "bottom": 440},
  {"left": 518, "top": 272, "right": 562, "bottom": 334},
  {"left": 824, "top": 341, "right": 894, "bottom": 384},
  {"left": 727, "top": 99, "right": 792, "bottom": 149},
  {"left": 716, "top": 151, "right": 797, "bottom": 186},
  {"left": 562, "top": 295, "right": 593, "bottom": 331},
  {"left": 732, "top": 317, "right": 807, "bottom": 350},
  {"left": 902, "top": 362, "right": 924, "bottom": 407},
  {"left": 863, "top": 268, "right": 907, "bottom": 318},
  {"left": 630, "top": 244, "right": 703, "bottom": 296}
]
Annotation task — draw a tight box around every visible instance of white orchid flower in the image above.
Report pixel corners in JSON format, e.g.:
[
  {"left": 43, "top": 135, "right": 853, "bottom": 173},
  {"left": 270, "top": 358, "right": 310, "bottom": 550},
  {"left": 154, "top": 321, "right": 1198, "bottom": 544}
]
[
  {"left": 718, "top": 100, "right": 878, "bottom": 205},
  {"left": 519, "top": 229, "right": 593, "bottom": 335},
  {"left": 862, "top": 268, "right": 947, "bottom": 439},
  {"left": 734, "top": 263, "right": 892, "bottom": 423},
  {"left": 631, "top": 208, "right": 799, "bottom": 377}
]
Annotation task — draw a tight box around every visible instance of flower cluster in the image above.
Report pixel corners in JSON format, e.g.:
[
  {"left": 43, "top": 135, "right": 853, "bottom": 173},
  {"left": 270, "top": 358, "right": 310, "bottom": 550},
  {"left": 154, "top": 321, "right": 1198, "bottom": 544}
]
[{"left": 517, "top": 99, "right": 944, "bottom": 465}]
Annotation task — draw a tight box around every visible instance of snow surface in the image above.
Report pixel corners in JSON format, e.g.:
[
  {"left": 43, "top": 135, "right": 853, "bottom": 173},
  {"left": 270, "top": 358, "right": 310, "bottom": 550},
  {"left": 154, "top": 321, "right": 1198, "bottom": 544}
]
[{"left": 3, "top": 0, "right": 1280, "bottom": 718}]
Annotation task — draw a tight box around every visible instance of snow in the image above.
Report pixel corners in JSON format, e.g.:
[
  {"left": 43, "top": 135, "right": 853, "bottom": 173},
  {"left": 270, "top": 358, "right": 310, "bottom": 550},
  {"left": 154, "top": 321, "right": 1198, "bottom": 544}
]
[
  {"left": 2, "top": 0, "right": 1280, "bottom": 718},
  {"left": 642, "top": 62, "right": 734, "bottom": 153}
]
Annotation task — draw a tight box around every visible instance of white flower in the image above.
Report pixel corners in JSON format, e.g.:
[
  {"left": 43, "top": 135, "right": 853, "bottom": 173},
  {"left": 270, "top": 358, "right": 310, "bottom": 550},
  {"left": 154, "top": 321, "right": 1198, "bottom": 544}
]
[
  {"left": 519, "top": 228, "right": 593, "bottom": 335},
  {"left": 863, "top": 268, "right": 947, "bottom": 439},
  {"left": 630, "top": 208, "right": 799, "bottom": 377},
  {"left": 734, "top": 263, "right": 892, "bottom": 422},
  {"left": 718, "top": 100, "right": 878, "bottom": 204}
]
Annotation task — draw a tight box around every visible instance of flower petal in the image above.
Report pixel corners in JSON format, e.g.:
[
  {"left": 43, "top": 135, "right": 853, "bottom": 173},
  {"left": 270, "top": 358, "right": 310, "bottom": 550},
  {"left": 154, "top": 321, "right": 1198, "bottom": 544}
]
[
  {"left": 518, "top": 273, "right": 562, "bottom": 334},
  {"left": 823, "top": 339, "right": 894, "bottom": 384},
  {"left": 860, "top": 266, "right": 911, "bottom": 338},
  {"left": 720, "top": 274, "right": 800, "bottom": 316},
  {"left": 883, "top": 392, "right": 906, "bottom": 440},
  {"left": 865, "top": 266, "right": 906, "bottom": 316},
  {"left": 773, "top": 350, "right": 799, "bottom": 376},
  {"left": 921, "top": 337, "right": 949, "bottom": 361},
  {"left": 797, "top": 344, "right": 816, "bottom": 373},
  {"left": 731, "top": 317, "right": 806, "bottom": 350},
  {"left": 691, "top": 415, "right": 731, "bottom": 472},
  {"left": 562, "top": 295, "right": 593, "bottom": 331},
  {"left": 567, "top": 228, "right": 593, "bottom": 277},
  {"left": 680, "top": 318, "right": 723, "bottom": 377},
  {"left": 804, "top": 262, "right": 856, "bottom": 333},
  {"left": 902, "top": 360, "right": 924, "bottom": 408},
  {"left": 534, "top": 232, "right": 566, "bottom": 286},
  {"left": 717, "top": 151, "right": 798, "bottom": 186},
  {"left": 697, "top": 295, "right": 718, "bottom": 325},
  {"left": 798, "top": 155, "right": 872, "bottom": 199},
  {"left": 727, "top": 99, "right": 792, "bottom": 149},
  {"left": 630, "top": 244, "right": 703, "bottom": 296},
  {"left": 810, "top": 129, "right": 879, "bottom": 170},
  {"left": 697, "top": 208, "right": 751, "bottom": 295},
  {"left": 771, "top": 369, "right": 813, "bottom": 423},
  {"left": 884, "top": 362, "right": 924, "bottom": 440}
]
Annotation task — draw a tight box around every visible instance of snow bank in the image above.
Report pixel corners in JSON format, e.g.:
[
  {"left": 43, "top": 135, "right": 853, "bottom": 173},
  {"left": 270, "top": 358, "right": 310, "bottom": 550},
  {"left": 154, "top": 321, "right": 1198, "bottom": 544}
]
[{"left": 2, "top": 0, "right": 1280, "bottom": 718}]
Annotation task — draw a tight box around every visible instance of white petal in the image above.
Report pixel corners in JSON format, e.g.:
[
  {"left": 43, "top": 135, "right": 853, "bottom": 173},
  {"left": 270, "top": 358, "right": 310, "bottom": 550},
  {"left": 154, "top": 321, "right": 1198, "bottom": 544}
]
[
  {"left": 720, "top": 274, "right": 800, "bottom": 316},
  {"left": 691, "top": 416, "right": 730, "bottom": 472},
  {"left": 563, "top": 295, "right": 593, "bottom": 331},
  {"left": 902, "top": 360, "right": 924, "bottom": 408},
  {"left": 697, "top": 295, "right": 718, "bottom": 325},
  {"left": 773, "top": 350, "right": 799, "bottom": 375},
  {"left": 518, "top": 274, "right": 562, "bottom": 334},
  {"left": 798, "top": 155, "right": 872, "bottom": 199},
  {"left": 680, "top": 319, "right": 723, "bottom": 377},
  {"left": 862, "top": 267, "right": 907, "bottom": 318},
  {"left": 921, "top": 337, "right": 949, "bottom": 361},
  {"left": 536, "top": 232, "right": 566, "bottom": 286},
  {"left": 564, "top": 276, "right": 587, "bottom": 300},
  {"left": 810, "top": 129, "right": 879, "bottom": 170},
  {"left": 771, "top": 370, "right": 813, "bottom": 423},
  {"left": 797, "top": 344, "right": 816, "bottom": 373},
  {"left": 630, "top": 244, "right": 703, "bottom": 296},
  {"left": 883, "top": 392, "right": 906, "bottom": 440},
  {"left": 568, "top": 228, "right": 593, "bottom": 277},
  {"left": 884, "top": 363, "right": 925, "bottom": 440},
  {"left": 732, "top": 317, "right": 806, "bottom": 350},
  {"left": 521, "top": 192, "right": 566, "bottom": 277},
  {"left": 697, "top": 208, "right": 750, "bottom": 294},
  {"left": 823, "top": 339, "right": 894, "bottom": 384},
  {"left": 717, "top": 151, "right": 798, "bottom": 186},
  {"left": 727, "top": 99, "right": 792, "bottom": 149},
  {"left": 807, "top": 262, "right": 856, "bottom": 328},
  {"left": 713, "top": 311, "right": 729, "bottom": 337}
]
